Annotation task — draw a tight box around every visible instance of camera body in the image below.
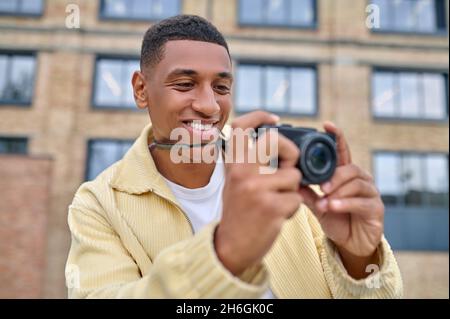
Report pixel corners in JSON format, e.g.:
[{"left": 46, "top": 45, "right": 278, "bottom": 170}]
[{"left": 257, "top": 124, "right": 338, "bottom": 185}]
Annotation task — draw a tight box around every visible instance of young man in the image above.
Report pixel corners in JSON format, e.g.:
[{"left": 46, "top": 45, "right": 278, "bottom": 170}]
[{"left": 65, "top": 15, "right": 402, "bottom": 298}]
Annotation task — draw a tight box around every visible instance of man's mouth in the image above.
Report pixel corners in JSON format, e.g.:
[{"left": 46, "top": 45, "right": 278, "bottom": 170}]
[
  {"left": 181, "top": 120, "right": 220, "bottom": 141},
  {"left": 182, "top": 120, "right": 220, "bottom": 131}
]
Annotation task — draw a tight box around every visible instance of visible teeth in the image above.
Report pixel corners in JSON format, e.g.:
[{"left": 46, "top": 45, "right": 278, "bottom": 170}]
[{"left": 186, "top": 122, "right": 214, "bottom": 131}]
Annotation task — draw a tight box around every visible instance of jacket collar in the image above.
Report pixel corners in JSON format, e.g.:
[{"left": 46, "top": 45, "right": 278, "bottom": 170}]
[{"left": 108, "top": 123, "right": 178, "bottom": 204}]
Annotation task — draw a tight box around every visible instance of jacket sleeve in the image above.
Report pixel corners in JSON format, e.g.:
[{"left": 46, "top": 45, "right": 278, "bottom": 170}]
[
  {"left": 304, "top": 208, "right": 404, "bottom": 298},
  {"left": 66, "top": 206, "right": 269, "bottom": 298}
]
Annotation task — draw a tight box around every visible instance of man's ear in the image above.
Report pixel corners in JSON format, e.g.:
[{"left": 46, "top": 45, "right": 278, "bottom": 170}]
[{"left": 132, "top": 71, "right": 148, "bottom": 109}]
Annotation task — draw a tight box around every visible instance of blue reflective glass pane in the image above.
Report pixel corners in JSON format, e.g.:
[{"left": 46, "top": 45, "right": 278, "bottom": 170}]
[
  {"left": 290, "top": 0, "right": 315, "bottom": 26},
  {"left": 399, "top": 72, "right": 420, "bottom": 118},
  {"left": 375, "top": 0, "right": 439, "bottom": 32},
  {"left": 0, "top": 0, "right": 18, "bottom": 12},
  {"left": 372, "top": 71, "right": 396, "bottom": 117},
  {"left": 402, "top": 155, "right": 424, "bottom": 206},
  {"left": 0, "top": 56, "right": 8, "bottom": 99},
  {"left": 265, "top": 66, "right": 287, "bottom": 112},
  {"left": 372, "top": 0, "right": 392, "bottom": 30},
  {"left": 130, "top": 0, "right": 153, "bottom": 19},
  {"left": 88, "top": 141, "right": 132, "bottom": 180},
  {"left": 3, "top": 55, "right": 35, "bottom": 103},
  {"left": 423, "top": 73, "right": 446, "bottom": 119},
  {"left": 415, "top": 0, "right": 437, "bottom": 32},
  {"left": 236, "top": 65, "right": 262, "bottom": 111},
  {"left": 425, "top": 155, "right": 448, "bottom": 193},
  {"left": 266, "top": 0, "right": 286, "bottom": 25},
  {"left": 152, "top": 0, "right": 179, "bottom": 18},
  {"left": 129, "top": 0, "right": 179, "bottom": 19},
  {"left": 425, "top": 154, "right": 449, "bottom": 207},
  {"left": 394, "top": 0, "right": 415, "bottom": 31},
  {"left": 102, "top": 0, "right": 128, "bottom": 17},
  {"left": 289, "top": 67, "right": 316, "bottom": 114},
  {"left": 95, "top": 59, "right": 123, "bottom": 107},
  {"left": 20, "top": 0, "right": 43, "bottom": 14},
  {"left": 239, "top": 0, "right": 264, "bottom": 24},
  {"left": 0, "top": 138, "right": 27, "bottom": 154},
  {"left": 0, "top": 140, "right": 6, "bottom": 153},
  {"left": 375, "top": 153, "right": 402, "bottom": 205}
]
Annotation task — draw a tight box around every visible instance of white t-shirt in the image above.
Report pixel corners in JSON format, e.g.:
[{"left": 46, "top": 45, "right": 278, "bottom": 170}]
[
  {"left": 162, "top": 158, "right": 225, "bottom": 234},
  {"left": 161, "top": 157, "right": 275, "bottom": 299}
]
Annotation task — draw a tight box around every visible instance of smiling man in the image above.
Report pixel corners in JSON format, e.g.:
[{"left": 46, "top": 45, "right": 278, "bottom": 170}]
[{"left": 65, "top": 15, "right": 403, "bottom": 298}]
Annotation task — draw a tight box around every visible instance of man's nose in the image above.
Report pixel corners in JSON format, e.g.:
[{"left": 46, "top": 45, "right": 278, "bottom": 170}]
[{"left": 191, "top": 86, "right": 220, "bottom": 116}]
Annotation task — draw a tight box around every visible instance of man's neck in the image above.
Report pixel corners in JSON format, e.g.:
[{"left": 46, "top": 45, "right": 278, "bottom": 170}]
[{"left": 150, "top": 145, "right": 218, "bottom": 189}]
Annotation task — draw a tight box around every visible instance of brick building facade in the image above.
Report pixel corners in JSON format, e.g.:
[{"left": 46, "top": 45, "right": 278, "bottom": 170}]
[
  {"left": 0, "top": 156, "right": 52, "bottom": 298},
  {"left": 0, "top": 0, "right": 448, "bottom": 298}
]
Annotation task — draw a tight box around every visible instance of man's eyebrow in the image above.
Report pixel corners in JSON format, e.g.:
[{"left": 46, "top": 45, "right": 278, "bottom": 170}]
[
  {"left": 166, "top": 68, "right": 198, "bottom": 78},
  {"left": 218, "top": 72, "right": 233, "bottom": 81},
  {"left": 166, "top": 68, "right": 233, "bottom": 80}
]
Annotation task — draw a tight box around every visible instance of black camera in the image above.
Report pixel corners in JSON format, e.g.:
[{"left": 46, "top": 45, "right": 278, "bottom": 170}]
[{"left": 257, "top": 124, "right": 338, "bottom": 185}]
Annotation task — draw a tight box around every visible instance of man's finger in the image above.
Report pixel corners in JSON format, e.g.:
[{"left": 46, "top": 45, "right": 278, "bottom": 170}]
[
  {"left": 231, "top": 110, "right": 279, "bottom": 130},
  {"left": 320, "top": 164, "right": 373, "bottom": 195},
  {"left": 322, "top": 197, "right": 383, "bottom": 217},
  {"left": 326, "top": 179, "right": 379, "bottom": 200},
  {"left": 262, "top": 167, "right": 302, "bottom": 192},
  {"left": 298, "top": 186, "right": 321, "bottom": 213},
  {"left": 226, "top": 110, "right": 279, "bottom": 165},
  {"left": 256, "top": 130, "right": 300, "bottom": 169},
  {"left": 272, "top": 192, "right": 303, "bottom": 219},
  {"left": 323, "top": 121, "right": 351, "bottom": 166}
]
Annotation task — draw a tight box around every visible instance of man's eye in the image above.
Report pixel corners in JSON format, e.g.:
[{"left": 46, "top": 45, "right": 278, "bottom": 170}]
[
  {"left": 215, "top": 85, "right": 230, "bottom": 94},
  {"left": 175, "top": 82, "right": 194, "bottom": 89}
]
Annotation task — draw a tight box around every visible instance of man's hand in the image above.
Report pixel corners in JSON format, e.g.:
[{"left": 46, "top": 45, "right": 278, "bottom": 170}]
[
  {"left": 215, "top": 111, "right": 304, "bottom": 276},
  {"left": 299, "top": 122, "right": 384, "bottom": 279}
]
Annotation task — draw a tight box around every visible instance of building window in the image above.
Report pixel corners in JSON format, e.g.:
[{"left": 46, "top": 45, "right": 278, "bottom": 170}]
[
  {"left": 238, "top": 0, "right": 316, "bottom": 27},
  {"left": 100, "top": 0, "right": 180, "bottom": 21},
  {"left": 374, "top": 152, "right": 449, "bottom": 208},
  {"left": 86, "top": 139, "right": 133, "bottom": 180},
  {"left": 372, "top": 69, "right": 448, "bottom": 120},
  {"left": 0, "top": 137, "right": 28, "bottom": 154},
  {"left": 236, "top": 63, "right": 317, "bottom": 115},
  {"left": 0, "top": 53, "right": 36, "bottom": 105},
  {"left": 370, "top": 0, "right": 447, "bottom": 34},
  {"left": 0, "top": 0, "right": 44, "bottom": 15},
  {"left": 93, "top": 57, "right": 140, "bottom": 109}
]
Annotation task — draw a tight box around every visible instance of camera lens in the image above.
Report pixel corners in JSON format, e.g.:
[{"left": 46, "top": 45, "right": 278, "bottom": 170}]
[{"left": 306, "top": 142, "right": 332, "bottom": 174}]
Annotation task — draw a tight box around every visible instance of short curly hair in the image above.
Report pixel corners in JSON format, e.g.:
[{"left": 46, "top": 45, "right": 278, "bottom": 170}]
[{"left": 140, "top": 15, "right": 230, "bottom": 70}]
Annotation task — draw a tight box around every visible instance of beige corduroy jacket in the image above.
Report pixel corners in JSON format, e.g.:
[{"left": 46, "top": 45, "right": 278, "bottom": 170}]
[{"left": 65, "top": 123, "right": 403, "bottom": 298}]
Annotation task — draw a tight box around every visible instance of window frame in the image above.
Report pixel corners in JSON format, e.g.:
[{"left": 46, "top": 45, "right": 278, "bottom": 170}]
[
  {"left": 234, "top": 60, "right": 319, "bottom": 117},
  {"left": 372, "top": 150, "right": 449, "bottom": 209},
  {"left": 237, "top": 0, "right": 318, "bottom": 30},
  {"left": 91, "top": 55, "right": 143, "bottom": 111},
  {"left": 368, "top": 0, "right": 448, "bottom": 36},
  {"left": 0, "top": 50, "right": 37, "bottom": 107},
  {"left": 370, "top": 67, "right": 449, "bottom": 123},
  {"left": 0, "top": 0, "right": 45, "bottom": 17},
  {"left": 98, "top": 0, "right": 181, "bottom": 22},
  {"left": 85, "top": 138, "right": 134, "bottom": 181}
]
